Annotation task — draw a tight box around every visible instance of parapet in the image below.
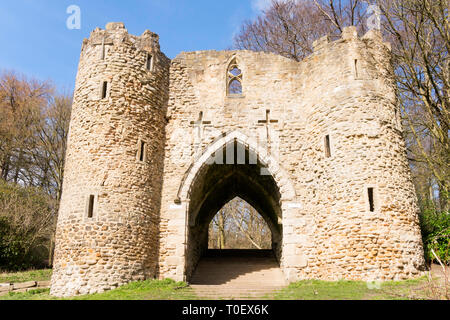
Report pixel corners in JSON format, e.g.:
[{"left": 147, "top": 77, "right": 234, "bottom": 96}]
[
  {"left": 313, "top": 26, "right": 391, "bottom": 53},
  {"left": 312, "top": 35, "right": 330, "bottom": 51},
  {"left": 105, "top": 22, "right": 126, "bottom": 31},
  {"left": 81, "top": 22, "right": 162, "bottom": 53}
]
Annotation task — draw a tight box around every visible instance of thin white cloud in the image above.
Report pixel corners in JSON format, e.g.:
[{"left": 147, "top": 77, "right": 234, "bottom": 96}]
[
  {"left": 251, "top": 0, "right": 273, "bottom": 13},
  {"left": 251, "top": 0, "right": 305, "bottom": 13}
]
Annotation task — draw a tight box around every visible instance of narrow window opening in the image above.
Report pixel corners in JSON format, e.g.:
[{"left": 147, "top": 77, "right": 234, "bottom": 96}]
[
  {"left": 354, "top": 59, "right": 359, "bottom": 78},
  {"left": 88, "top": 195, "right": 95, "bottom": 218},
  {"left": 146, "top": 54, "right": 153, "bottom": 71},
  {"left": 101, "top": 81, "right": 108, "bottom": 99},
  {"left": 139, "top": 141, "right": 146, "bottom": 162},
  {"left": 227, "top": 58, "right": 243, "bottom": 95},
  {"left": 325, "top": 135, "right": 331, "bottom": 158},
  {"left": 101, "top": 42, "right": 106, "bottom": 60},
  {"left": 368, "top": 188, "right": 375, "bottom": 212}
]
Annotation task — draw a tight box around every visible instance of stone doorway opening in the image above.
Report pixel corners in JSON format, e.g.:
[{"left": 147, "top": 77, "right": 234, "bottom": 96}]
[{"left": 183, "top": 137, "right": 284, "bottom": 284}]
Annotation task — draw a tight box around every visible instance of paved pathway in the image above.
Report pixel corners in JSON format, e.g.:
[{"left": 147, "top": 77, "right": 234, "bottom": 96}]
[{"left": 189, "top": 250, "right": 287, "bottom": 300}]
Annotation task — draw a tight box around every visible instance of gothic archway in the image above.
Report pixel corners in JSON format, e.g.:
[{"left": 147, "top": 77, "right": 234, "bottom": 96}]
[{"left": 180, "top": 132, "right": 296, "bottom": 281}]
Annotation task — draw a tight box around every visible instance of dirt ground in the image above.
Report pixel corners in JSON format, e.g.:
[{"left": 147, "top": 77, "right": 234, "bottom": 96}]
[{"left": 430, "top": 263, "right": 449, "bottom": 285}]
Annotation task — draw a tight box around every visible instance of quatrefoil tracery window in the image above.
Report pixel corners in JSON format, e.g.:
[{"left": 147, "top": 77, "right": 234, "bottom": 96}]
[{"left": 227, "top": 59, "right": 243, "bottom": 95}]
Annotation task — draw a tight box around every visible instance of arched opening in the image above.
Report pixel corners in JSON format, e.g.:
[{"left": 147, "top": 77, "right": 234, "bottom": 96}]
[
  {"left": 183, "top": 138, "right": 283, "bottom": 283},
  {"left": 228, "top": 79, "right": 242, "bottom": 95},
  {"left": 208, "top": 197, "right": 272, "bottom": 250},
  {"left": 227, "top": 58, "right": 243, "bottom": 95}
]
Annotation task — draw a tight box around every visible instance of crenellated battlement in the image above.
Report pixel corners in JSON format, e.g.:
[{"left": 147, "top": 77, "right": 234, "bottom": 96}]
[
  {"left": 81, "top": 22, "right": 162, "bottom": 54},
  {"left": 313, "top": 26, "right": 391, "bottom": 53}
]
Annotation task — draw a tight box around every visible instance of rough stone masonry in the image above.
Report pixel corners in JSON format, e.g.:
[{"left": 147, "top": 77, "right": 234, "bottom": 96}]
[{"left": 50, "top": 22, "right": 426, "bottom": 297}]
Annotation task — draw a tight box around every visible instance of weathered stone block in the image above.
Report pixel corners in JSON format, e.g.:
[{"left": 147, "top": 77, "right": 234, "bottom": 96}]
[
  {"left": 13, "top": 281, "right": 37, "bottom": 290},
  {"left": 284, "top": 255, "right": 308, "bottom": 268},
  {"left": 37, "top": 281, "right": 51, "bottom": 288},
  {"left": 342, "top": 26, "right": 358, "bottom": 40},
  {"left": 0, "top": 284, "right": 12, "bottom": 292}
]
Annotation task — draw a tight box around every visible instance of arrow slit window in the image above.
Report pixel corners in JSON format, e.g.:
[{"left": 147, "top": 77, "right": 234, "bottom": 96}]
[
  {"left": 87, "top": 195, "right": 95, "bottom": 218},
  {"left": 146, "top": 53, "right": 153, "bottom": 71}
]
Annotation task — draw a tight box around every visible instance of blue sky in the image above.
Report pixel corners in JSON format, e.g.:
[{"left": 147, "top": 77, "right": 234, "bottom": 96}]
[{"left": 0, "top": 0, "right": 271, "bottom": 92}]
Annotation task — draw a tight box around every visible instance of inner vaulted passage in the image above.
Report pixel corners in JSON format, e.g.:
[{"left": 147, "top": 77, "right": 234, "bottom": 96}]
[{"left": 184, "top": 140, "right": 283, "bottom": 281}]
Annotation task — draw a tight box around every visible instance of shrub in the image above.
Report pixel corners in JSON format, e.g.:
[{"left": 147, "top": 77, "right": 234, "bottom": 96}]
[
  {"left": 419, "top": 202, "right": 450, "bottom": 265},
  {"left": 0, "top": 180, "right": 57, "bottom": 271}
]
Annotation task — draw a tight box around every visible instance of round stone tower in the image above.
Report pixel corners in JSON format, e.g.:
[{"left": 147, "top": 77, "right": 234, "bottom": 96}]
[
  {"left": 291, "top": 27, "right": 426, "bottom": 281},
  {"left": 51, "top": 22, "right": 170, "bottom": 296}
]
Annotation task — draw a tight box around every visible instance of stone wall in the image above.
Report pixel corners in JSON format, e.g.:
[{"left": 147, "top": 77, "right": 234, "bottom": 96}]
[
  {"left": 279, "top": 28, "right": 425, "bottom": 281},
  {"left": 157, "top": 26, "right": 425, "bottom": 283},
  {"left": 51, "top": 23, "right": 426, "bottom": 297},
  {"left": 51, "top": 23, "right": 170, "bottom": 297},
  {"left": 159, "top": 49, "right": 302, "bottom": 281}
]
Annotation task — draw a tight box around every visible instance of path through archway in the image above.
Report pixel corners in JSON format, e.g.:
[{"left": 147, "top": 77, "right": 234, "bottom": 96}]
[{"left": 182, "top": 137, "right": 288, "bottom": 297}]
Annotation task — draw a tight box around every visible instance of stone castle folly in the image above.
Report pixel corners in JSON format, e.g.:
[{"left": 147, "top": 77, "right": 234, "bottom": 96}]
[{"left": 50, "top": 22, "right": 426, "bottom": 297}]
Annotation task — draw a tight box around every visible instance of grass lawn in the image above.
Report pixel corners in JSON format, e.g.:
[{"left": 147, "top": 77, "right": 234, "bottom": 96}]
[
  {"left": 0, "top": 270, "right": 446, "bottom": 300},
  {"left": 0, "top": 269, "right": 52, "bottom": 284},
  {"left": 0, "top": 278, "right": 197, "bottom": 300},
  {"left": 264, "top": 278, "right": 435, "bottom": 300}
]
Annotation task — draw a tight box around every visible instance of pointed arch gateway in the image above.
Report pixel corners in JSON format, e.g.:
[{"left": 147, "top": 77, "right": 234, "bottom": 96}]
[{"left": 177, "top": 131, "right": 296, "bottom": 281}]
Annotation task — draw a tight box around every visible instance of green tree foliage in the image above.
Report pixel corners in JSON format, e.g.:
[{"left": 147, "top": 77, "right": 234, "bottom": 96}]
[
  {"left": 419, "top": 202, "right": 450, "bottom": 265},
  {"left": 0, "top": 180, "right": 57, "bottom": 271}
]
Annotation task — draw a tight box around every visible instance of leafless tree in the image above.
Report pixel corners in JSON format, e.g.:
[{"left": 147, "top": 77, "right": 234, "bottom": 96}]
[
  {"left": 209, "top": 198, "right": 272, "bottom": 250},
  {"left": 313, "top": 0, "right": 370, "bottom": 34},
  {"left": 0, "top": 71, "right": 53, "bottom": 183},
  {"left": 0, "top": 71, "right": 72, "bottom": 202},
  {"left": 0, "top": 71, "right": 72, "bottom": 269},
  {"left": 235, "top": 1, "right": 333, "bottom": 61},
  {"left": 378, "top": 0, "right": 449, "bottom": 210},
  {"left": 32, "top": 94, "right": 72, "bottom": 201},
  {"left": 233, "top": 0, "right": 448, "bottom": 210}
]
